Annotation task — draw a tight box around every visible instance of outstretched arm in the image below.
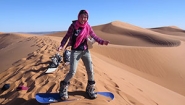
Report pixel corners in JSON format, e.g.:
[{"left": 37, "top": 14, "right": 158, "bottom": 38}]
[{"left": 89, "top": 26, "right": 109, "bottom": 45}]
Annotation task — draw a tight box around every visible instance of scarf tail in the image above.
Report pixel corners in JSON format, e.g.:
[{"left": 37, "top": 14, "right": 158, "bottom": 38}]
[{"left": 74, "top": 22, "right": 89, "bottom": 48}]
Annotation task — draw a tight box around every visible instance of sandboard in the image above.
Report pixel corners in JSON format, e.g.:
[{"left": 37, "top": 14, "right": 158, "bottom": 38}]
[
  {"left": 45, "top": 62, "right": 70, "bottom": 73},
  {"left": 45, "top": 68, "right": 58, "bottom": 73},
  {"left": 35, "top": 92, "right": 114, "bottom": 104}
]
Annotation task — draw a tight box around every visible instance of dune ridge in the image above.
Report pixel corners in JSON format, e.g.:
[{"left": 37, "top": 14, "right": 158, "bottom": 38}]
[
  {"left": 0, "top": 21, "right": 185, "bottom": 105},
  {"left": 150, "top": 26, "right": 185, "bottom": 33},
  {"left": 99, "top": 21, "right": 180, "bottom": 47},
  {"left": 149, "top": 26, "right": 185, "bottom": 37}
]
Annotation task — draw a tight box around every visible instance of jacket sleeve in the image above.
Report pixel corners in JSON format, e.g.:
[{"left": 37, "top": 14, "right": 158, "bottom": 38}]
[
  {"left": 89, "top": 26, "right": 104, "bottom": 45},
  {"left": 60, "top": 24, "right": 74, "bottom": 47}
]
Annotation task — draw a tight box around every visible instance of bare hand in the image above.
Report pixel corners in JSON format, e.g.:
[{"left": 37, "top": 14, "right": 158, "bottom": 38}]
[
  {"left": 57, "top": 46, "right": 63, "bottom": 51},
  {"left": 103, "top": 41, "right": 110, "bottom": 45}
]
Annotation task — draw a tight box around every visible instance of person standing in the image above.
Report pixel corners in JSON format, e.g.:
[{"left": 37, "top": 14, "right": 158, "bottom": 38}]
[{"left": 58, "top": 10, "right": 109, "bottom": 100}]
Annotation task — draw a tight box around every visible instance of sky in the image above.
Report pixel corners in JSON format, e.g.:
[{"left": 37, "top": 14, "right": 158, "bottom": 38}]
[{"left": 0, "top": 0, "right": 185, "bottom": 32}]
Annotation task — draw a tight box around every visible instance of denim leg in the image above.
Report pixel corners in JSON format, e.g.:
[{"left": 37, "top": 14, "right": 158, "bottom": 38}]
[
  {"left": 64, "top": 50, "right": 82, "bottom": 82},
  {"left": 81, "top": 50, "right": 94, "bottom": 81}
]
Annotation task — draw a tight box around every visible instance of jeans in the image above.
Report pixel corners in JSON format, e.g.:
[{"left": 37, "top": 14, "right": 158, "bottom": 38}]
[{"left": 64, "top": 50, "right": 94, "bottom": 82}]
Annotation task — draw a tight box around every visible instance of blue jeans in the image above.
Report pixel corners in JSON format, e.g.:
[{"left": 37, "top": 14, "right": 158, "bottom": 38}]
[{"left": 64, "top": 50, "right": 94, "bottom": 82}]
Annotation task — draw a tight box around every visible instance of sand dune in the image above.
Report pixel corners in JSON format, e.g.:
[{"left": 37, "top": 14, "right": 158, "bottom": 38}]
[
  {"left": 149, "top": 26, "right": 185, "bottom": 36},
  {"left": 91, "top": 42, "right": 185, "bottom": 96},
  {"left": 96, "top": 21, "right": 181, "bottom": 47},
  {"left": 0, "top": 21, "right": 185, "bottom": 105},
  {"left": 0, "top": 33, "right": 38, "bottom": 72},
  {"left": 149, "top": 26, "right": 185, "bottom": 41}
]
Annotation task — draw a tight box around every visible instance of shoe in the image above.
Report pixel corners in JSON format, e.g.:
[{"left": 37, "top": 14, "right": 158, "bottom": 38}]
[
  {"left": 59, "top": 81, "right": 69, "bottom": 100},
  {"left": 55, "top": 53, "right": 62, "bottom": 64},
  {"left": 86, "top": 81, "right": 97, "bottom": 99},
  {"left": 1, "top": 84, "right": 10, "bottom": 91},
  {"left": 50, "top": 57, "right": 58, "bottom": 68},
  {"left": 49, "top": 53, "right": 62, "bottom": 68}
]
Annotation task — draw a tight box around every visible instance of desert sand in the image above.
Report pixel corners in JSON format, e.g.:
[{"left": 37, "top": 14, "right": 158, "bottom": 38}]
[{"left": 0, "top": 21, "right": 185, "bottom": 105}]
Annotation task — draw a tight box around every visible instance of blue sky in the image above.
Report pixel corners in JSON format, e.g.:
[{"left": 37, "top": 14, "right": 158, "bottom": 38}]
[{"left": 0, "top": 0, "right": 185, "bottom": 32}]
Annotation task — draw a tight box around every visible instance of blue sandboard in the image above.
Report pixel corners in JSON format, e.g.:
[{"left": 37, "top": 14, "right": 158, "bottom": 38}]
[
  {"left": 97, "top": 92, "right": 114, "bottom": 100},
  {"left": 35, "top": 92, "right": 114, "bottom": 104}
]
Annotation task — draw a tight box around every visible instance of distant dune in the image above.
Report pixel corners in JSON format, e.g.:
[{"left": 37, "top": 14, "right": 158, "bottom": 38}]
[
  {"left": 17, "top": 31, "right": 61, "bottom": 35},
  {"left": 149, "top": 26, "right": 185, "bottom": 36},
  {"left": 0, "top": 21, "right": 185, "bottom": 105}
]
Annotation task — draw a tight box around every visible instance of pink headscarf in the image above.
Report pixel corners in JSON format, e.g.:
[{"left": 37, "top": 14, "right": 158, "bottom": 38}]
[{"left": 73, "top": 10, "right": 90, "bottom": 48}]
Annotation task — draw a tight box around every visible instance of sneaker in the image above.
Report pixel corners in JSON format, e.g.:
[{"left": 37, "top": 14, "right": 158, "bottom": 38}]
[
  {"left": 86, "top": 81, "right": 97, "bottom": 99},
  {"left": 55, "top": 53, "right": 62, "bottom": 64},
  {"left": 51, "top": 57, "right": 58, "bottom": 67},
  {"left": 59, "top": 81, "right": 69, "bottom": 100}
]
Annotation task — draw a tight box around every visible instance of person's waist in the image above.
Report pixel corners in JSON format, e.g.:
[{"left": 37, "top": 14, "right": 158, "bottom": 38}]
[
  {"left": 71, "top": 48, "right": 88, "bottom": 51},
  {"left": 71, "top": 45, "right": 88, "bottom": 51}
]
